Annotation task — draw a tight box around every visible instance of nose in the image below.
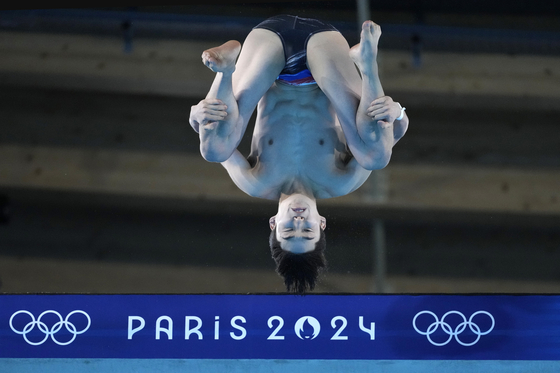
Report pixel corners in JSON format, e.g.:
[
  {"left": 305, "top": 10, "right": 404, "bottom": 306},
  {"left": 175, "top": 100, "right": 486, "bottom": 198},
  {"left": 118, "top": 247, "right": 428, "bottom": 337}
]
[{"left": 293, "top": 216, "right": 305, "bottom": 221}]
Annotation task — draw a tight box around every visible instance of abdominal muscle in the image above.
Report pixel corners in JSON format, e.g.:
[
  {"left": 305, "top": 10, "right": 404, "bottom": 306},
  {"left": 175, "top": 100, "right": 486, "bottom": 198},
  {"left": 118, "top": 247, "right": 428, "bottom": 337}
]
[{"left": 248, "top": 82, "right": 350, "bottom": 198}]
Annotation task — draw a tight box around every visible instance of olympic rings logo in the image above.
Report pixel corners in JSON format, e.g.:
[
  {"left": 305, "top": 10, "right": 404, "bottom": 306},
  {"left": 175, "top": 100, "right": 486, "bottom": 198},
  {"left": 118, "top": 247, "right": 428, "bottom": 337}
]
[
  {"left": 9, "top": 310, "right": 91, "bottom": 346},
  {"left": 412, "top": 310, "right": 494, "bottom": 346}
]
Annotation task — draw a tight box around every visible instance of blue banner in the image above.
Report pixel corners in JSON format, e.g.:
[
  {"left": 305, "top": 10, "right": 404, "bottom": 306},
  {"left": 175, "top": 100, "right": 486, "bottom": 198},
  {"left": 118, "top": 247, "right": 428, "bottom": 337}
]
[{"left": 1, "top": 294, "right": 560, "bottom": 360}]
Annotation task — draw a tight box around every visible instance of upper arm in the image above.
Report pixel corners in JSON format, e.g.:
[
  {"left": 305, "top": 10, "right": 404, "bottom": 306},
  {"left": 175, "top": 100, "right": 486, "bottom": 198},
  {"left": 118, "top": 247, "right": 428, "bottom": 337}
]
[
  {"left": 220, "top": 149, "right": 264, "bottom": 198},
  {"left": 342, "top": 157, "right": 373, "bottom": 195},
  {"left": 324, "top": 153, "right": 372, "bottom": 198}
]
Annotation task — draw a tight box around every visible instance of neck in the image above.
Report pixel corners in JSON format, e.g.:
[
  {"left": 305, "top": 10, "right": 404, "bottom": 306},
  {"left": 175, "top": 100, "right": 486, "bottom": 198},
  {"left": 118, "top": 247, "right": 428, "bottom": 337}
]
[
  {"left": 280, "top": 178, "right": 316, "bottom": 199},
  {"left": 279, "top": 181, "right": 316, "bottom": 203},
  {"left": 279, "top": 192, "right": 315, "bottom": 204}
]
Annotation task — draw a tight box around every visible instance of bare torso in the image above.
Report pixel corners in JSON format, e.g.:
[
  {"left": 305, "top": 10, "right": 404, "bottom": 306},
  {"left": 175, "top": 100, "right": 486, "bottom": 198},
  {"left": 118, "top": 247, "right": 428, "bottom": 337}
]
[
  {"left": 196, "top": 23, "right": 408, "bottom": 201},
  {"left": 243, "top": 81, "right": 371, "bottom": 200}
]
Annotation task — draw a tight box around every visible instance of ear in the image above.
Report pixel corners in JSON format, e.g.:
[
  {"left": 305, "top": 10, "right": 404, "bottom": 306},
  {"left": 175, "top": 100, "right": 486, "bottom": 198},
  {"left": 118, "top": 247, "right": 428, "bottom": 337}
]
[
  {"left": 269, "top": 216, "right": 276, "bottom": 230},
  {"left": 320, "top": 216, "right": 326, "bottom": 230}
]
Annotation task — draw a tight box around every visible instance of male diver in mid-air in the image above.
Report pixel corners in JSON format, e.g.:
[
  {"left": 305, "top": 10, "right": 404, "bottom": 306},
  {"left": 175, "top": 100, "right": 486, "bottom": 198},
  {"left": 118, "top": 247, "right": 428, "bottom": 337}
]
[{"left": 189, "top": 15, "right": 409, "bottom": 293}]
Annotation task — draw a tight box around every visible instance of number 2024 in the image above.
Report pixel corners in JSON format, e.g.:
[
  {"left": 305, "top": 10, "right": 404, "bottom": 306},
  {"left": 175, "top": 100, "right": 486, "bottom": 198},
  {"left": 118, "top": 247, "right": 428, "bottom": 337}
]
[{"left": 266, "top": 316, "right": 375, "bottom": 340}]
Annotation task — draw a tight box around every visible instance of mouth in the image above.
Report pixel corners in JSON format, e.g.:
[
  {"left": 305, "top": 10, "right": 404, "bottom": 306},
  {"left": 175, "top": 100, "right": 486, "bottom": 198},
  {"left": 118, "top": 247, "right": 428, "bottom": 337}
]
[{"left": 291, "top": 207, "right": 307, "bottom": 214}]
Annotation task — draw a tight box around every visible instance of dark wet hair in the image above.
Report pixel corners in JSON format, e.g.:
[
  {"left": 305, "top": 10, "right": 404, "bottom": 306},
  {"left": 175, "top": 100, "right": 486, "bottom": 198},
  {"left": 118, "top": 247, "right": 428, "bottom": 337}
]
[{"left": 269, "top": 228, "right": 327, "bottom": 294}]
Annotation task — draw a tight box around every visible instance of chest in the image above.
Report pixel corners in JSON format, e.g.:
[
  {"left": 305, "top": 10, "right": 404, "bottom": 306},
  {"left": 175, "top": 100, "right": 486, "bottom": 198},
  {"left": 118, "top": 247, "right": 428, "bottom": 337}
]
[
  {"left": 251, "top": 120, "right": 349, "bottom": 198},
  {"left": 255, "top": 83, "right": 343, "bottom": 159},
  {"left": 248, "top": 83, "right": 352, "bottom": 196}
]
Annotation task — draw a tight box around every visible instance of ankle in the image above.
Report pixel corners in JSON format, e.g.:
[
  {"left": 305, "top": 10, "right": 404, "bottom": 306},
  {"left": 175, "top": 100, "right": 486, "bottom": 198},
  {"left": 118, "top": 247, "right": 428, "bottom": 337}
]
[
  {"left": 359, "top": 65, "right": 379, "bottom": 79},
  {"left": 219, "top": 68, "right": 235, "bottom": 77}
]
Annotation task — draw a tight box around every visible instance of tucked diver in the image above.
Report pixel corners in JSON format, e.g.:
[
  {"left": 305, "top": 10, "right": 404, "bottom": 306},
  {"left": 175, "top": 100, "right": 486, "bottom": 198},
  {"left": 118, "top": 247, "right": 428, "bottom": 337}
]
[{"left": 189, "top": 15, "right": 409, "bottom": 293}]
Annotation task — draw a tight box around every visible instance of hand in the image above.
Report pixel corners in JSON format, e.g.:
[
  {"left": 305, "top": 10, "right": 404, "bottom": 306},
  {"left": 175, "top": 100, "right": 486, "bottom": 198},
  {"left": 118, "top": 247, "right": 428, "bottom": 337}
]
[
  {"left": 366, "top": 96, "right": 401, "bottom": 129},
  {"left": 189, "top": 98, "right": 228, "bottom": 133}
]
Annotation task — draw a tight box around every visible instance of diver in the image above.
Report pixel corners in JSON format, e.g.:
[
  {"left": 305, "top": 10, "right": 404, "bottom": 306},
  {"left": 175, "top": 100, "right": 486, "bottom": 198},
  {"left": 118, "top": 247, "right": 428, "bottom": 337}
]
[{"left": 189, "top": 15, "right": 409, "bottom": 293}]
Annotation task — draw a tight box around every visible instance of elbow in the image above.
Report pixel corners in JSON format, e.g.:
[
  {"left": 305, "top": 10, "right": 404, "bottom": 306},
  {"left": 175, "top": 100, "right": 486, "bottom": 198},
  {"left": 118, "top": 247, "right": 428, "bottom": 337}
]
[
  {"left": 200, "top": 145, "right": 232, "bottom": 163},
  {"left": 202, "top": 153, "right": 228, "bottom": 163},
  {"left": 360, "top": 149, "right": 392, "bottom": 171}
]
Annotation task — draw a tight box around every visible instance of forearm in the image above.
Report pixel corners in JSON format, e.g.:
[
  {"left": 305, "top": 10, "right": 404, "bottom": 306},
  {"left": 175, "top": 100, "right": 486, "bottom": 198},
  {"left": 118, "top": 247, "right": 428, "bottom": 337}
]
[
  {"left": 199, "top": 125, "right": 238, "bottom": 162},
  {"left": 345, "top": 126, "right": 393, "bottom": 171},
  {"left": 393, "top": 111, "right": 409, "bottom": 145}
]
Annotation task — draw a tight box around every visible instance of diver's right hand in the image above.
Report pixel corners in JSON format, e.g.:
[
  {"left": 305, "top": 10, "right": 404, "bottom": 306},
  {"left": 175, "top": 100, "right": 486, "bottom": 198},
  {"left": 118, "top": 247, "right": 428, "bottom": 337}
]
[{"left": 189, "top": 98, "right": 228, "bottom": 133}]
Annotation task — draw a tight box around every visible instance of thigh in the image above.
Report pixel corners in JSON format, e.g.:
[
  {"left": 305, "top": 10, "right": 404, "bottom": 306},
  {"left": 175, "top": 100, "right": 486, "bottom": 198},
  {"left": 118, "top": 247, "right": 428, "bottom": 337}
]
[
  {"left": 232, "top": 28, "right": 285, "bottom": 120},
  {"left": 306, "top": 31, "right": 362, "bottom": 127}
]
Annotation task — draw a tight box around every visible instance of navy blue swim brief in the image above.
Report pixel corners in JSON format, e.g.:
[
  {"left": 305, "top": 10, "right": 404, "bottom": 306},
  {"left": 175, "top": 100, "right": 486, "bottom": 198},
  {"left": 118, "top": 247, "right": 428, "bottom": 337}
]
[{"left": 253, "top": 15, "right": 339, "bottom": 85}]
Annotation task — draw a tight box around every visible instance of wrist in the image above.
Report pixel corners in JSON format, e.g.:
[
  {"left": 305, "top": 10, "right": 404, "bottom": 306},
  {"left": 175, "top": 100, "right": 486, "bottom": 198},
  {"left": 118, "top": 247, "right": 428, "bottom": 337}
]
[{"left": 396, "top": 102, "right": 406, "bottom": 121}]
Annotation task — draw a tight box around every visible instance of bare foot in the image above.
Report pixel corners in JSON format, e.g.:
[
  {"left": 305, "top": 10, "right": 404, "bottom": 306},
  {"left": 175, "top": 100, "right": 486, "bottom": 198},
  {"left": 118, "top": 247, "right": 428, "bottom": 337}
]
[
  {"left": 201, "top": 40, "right": 241, "bottom": 74},
  {"left": 349, "top": 20, "right": 381, "bottom": 73}
]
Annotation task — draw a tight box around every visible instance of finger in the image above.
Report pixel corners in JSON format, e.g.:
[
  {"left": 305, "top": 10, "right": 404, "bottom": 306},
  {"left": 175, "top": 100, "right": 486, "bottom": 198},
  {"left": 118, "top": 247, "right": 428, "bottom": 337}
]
[
  {"left": 370, "top": 96, "right": 388, "bottom": 105},
  {"left": 204, "top": 98, "right": 226, "bottom": 106},
  {"left": 201, "top": 121, "right": 219, "bottom": 130},
  {"left": 205, "top": 111, "right": 226, "bottom": 120},
  {"left": 202, "top": 101, "right": 227, "bottom": 108},
  {"left": 367, "top": 102, "right": 385, "bottom": 110},
  {"left": 367, "top": 106, "right": 386, "bottom": 116},
  {"left": 368, "top": 107, "right": 390, "bottom": 118},
  {"left": 373, "top": 114, "right": 392, "bottom": 122},
  {"left": 203, "top": 113, "right": 228, "bottom": 121},
  {"left": 377, "top": 120, "right": 393, "bottom": 129},
  {"left": 203, "top": 108, "right": 228, "bottom": 116},
  {"left": 367, "top": 102, "right": 389, "bottom": 113},
  {"left": 199, "top": 111, "right": 227, "bottom": 124},
  {"left": 202, "top": 103, "right": 228, "bottom": 111},
  {"left": 368, "top": 104, "right": 389, "bottom": 113},
  {"left": 206, "top": 105, "right": 228, "bottom": 112}
]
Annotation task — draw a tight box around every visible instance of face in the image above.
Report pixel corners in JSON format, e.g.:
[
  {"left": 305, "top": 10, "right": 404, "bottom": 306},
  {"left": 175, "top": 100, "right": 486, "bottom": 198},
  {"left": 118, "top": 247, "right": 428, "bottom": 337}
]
[{"left": 269, "top": 194, "right": 326, "bottom": 254}]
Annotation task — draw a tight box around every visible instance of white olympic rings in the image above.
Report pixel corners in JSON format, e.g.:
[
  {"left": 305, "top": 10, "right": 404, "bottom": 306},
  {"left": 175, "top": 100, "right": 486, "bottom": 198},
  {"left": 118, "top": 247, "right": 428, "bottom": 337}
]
[
  {"left": 412, "top": 310, "right": 494, "bottom": 346},
  {"left": 9, "top": 310, "right": 91, "bottom": 346}
]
